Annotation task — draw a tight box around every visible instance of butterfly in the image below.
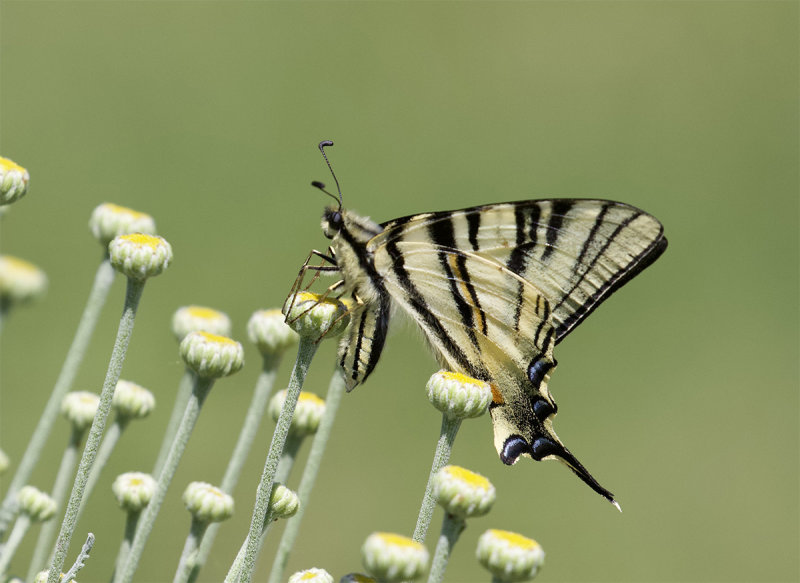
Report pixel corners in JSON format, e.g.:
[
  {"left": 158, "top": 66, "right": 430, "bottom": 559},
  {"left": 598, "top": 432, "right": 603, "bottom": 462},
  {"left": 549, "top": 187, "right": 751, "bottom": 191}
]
[{"left": 288, "top": 141, "right": 667, "bottom": 507}]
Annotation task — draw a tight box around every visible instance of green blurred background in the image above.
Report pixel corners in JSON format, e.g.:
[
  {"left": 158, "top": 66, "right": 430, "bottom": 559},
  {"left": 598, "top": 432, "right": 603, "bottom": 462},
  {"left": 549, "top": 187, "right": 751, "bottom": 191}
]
[{"left": 1, "top": 2, "right": 797, "bottom": 581}]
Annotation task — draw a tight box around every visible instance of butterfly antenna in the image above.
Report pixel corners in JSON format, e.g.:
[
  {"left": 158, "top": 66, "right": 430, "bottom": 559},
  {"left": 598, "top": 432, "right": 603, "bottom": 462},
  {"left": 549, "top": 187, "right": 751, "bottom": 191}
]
[{"left": 317, "top": 140, "right": 343, "bottom": 209}]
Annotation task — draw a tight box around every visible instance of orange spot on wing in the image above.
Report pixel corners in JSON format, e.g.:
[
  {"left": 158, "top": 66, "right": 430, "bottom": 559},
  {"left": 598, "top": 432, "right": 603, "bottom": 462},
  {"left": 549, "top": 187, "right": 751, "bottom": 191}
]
[{"left": 490, "top": 383, "right": 504, "bottom": 405}]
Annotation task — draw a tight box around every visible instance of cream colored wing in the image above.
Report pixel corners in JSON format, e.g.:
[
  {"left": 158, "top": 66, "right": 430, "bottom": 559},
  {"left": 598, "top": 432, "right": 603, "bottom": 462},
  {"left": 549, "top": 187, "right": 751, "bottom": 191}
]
[{"left": 372, "top": 240, "right": 617, "bottom": 503}]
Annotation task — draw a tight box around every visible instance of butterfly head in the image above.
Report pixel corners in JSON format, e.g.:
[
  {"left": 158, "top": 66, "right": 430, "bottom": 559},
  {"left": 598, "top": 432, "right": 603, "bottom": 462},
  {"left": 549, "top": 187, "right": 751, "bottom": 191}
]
[{"left": 321, "top": 206, "right": 344, "bottom": 239}]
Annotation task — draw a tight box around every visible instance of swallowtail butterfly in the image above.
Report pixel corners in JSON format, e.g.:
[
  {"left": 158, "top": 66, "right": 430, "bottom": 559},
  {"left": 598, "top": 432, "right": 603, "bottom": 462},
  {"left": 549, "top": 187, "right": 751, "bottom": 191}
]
[{"left": 289, "top": 141, "right": 667, "bottom": 507}]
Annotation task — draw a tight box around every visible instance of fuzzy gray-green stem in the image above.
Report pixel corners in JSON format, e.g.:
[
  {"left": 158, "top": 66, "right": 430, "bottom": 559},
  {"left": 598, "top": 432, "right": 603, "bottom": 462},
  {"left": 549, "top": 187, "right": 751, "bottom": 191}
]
[
  {"left": 0, "top": 514, "right": 31, "bottom": 575},
  {"left": 27, "top": 426, "right": 86, "bottom": 581},
  {"left": 0, "top": 258, "right": 115, "bottom": 538},
  {"left": 75, "top": 415, "right": 130, "bottom": 529},
  {"left": 47, "top": 277, "right": 144, "bottom": 583},
  {"left": 266, "top": 370, "right": 346, "bottom": 583},
  {"left": 186, "top": 353, "right": 282, "bottom": 583},
  {"left": 173, "top": 516, "right": 209, "bottom": 583},
  {"left": 235, "top": 337, "right": 318, "bottom": 583},
  {"left": 114, "top": 375, "right": 215, "bottom": 583},
  {"left": 426, "top": 513, "right": 466, "bottom": 583},
  {"left": 413, "top": 415, "right": 462, "bottom": 543},
  {"left": 152, "top": 368, "right": 193, "bottom": 476},
  {"left": 111, "top": 509, "right": 141, "bottom": 583}
]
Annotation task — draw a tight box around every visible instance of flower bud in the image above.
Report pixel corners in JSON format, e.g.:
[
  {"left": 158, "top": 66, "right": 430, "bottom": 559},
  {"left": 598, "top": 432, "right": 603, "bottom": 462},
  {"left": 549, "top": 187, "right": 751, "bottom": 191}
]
[
  {"left": 17, "top": 486, "right": 57, "bottom": 522},
  {"left": 476, "top": 529, "right": 545, "bottom": 582},
  {"left": 282, "top": 292, "right": 350, "bottom": 340},
  {"left": 112, "top": 380, "right": 155, "bottom": 419},
  {"left": 287, "top": 568, "right": 333, "bottom": 583},
  {"left": 89, "top": 203, "right": 156, "bottom": 245},
  {"left": 109, "top": 233, "right": 172, "bottom": 280},
  {"left": 361, "top": 532, "right": 429, "bottom": 582},
  {"left": 60, "top": 391, "right": 100, "bottom": 431},
  {"left": 0, "top": 255, "right": 47, "bottom": 304},
  {"left": 112, "top": 472, "right": 156, "bottom": 512},
  {"left": 180, "top": 331, "right": 244, "bottom": 378},
  {"left": 0, "top": 156, "right": 29, "bottom": 205},
  {"left": 426, "top": 371, "right": 491, "bottom": 420},
  {"left": 269, "top": 390, "right": 325, "bottom": 437},
  {"left": 248, "top": 308, "right": 299, "bottom": 355},
  {"left": 182, "top": 481, "right": 234, "bottom": 523},
  {"left": 433, "top": 465, "right": 495, "bottom": 519},
  {"left": 172, "top": 305, "right": 232, "bottom": 341}
]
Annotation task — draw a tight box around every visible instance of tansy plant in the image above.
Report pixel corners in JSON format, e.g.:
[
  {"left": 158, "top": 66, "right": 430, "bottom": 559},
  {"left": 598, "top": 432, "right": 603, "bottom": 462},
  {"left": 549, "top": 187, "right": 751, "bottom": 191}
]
[{"left": 0, "top": 160, "right": 549, "bottom": 583}]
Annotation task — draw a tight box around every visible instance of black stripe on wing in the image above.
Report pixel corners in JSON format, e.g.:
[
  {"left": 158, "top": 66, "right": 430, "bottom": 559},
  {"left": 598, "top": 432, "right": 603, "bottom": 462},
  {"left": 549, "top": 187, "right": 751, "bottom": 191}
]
[{"left": 554, "top": 219, "right": 667, "bottom": 342}]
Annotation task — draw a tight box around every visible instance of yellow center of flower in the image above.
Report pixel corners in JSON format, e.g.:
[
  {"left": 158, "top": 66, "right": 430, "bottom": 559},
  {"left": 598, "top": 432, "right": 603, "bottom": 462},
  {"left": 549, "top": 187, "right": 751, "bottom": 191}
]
[
  {"left": 376, "top": 532, "right": 423, "bottom": 549},
  {"left": 120, "top": 233, "right": 163, "bottom": 248},
  {"left": 488, "top": 529, "right": 539, "bottom": 550},
  {"left": 293, "top": 291, "right": 343, "bottom": 308},
  {"left": 197, "top": 331, "right": 236, "bottom": 345},
  {"left": 298, "top": 573, "right": 318, "bottom": 581},
  {"left": 103, "top": 203, "right": 148, "bottom": 219},
  {"left": 298, "top": 392, "right": 325, "bottom": 406},
  {"left": 445, "top": 465, "right": 491, "bottom": 489},
  {"left": 0, "top": 157, "right": 26, "bottom": 173},
  {"left": 129, "top": 477, "right": 143, "bottom": 486},
  {"left": 263, "top": 308, "right": 283, "bottom": 317},
  {"left": 2, "top": 256, "right": 40, "bottom": 274},
  {"left": 439, "top": 371, "right": 482, "bottom": 385},
  {"left": 186, "top": 306, "right": 224, "bottom": 320}
]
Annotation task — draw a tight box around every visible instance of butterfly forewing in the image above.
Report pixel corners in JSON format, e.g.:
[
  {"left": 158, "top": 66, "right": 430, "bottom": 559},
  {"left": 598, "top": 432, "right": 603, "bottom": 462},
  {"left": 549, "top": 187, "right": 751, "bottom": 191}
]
[{"left": 371, "top": 199, "right": 666, "bottom": 342}]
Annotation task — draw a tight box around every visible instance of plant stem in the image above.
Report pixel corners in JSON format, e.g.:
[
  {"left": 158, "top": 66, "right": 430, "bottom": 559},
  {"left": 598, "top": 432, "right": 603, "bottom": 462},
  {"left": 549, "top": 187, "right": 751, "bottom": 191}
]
[
  {"left": 114, "top": 375, "right": 215, "bottom": 583},
  {"left": 235, "top": 338, "right": 318, "bottom": 583},
  {"left": 0, "top": 514, "right": 31, "bottom": 575},
  {"left": 0, "top": 257, "right": 115, "bottom": 538},
  {"left": 75, "top": 416, "right": 130, "bottom": 528},
  {"left": 266, "top": 370, "right": 346, "bottom": 583},
  {"left": 412, "top": 415, "right": 462, "bottom": 543},
  {"left": 152, "top": 368, "right": 193, "bottom": 476},
  {"left": 426, "top": 514, "right": 466, "bottom": 583},
  {"left": 186, "top": 353, "right": 282, "bottom": 583},
  {"left": 47, "top": 277, "right": 145, "bottom": 583},
  {"left": 111, "top": 509, "right": 141, "bottom": 583},
  {"left": 27, "top": 427, "right": 85, "bottom": 581},
  {"left": 173, "top": 517, "right": 209, "bottom": 583}
]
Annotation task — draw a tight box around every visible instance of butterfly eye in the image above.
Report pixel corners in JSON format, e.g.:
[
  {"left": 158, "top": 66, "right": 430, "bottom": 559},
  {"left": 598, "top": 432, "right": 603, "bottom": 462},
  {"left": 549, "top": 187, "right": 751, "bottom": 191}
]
[{"left": 331, "top": 210, "right": 343, "bottom": 227}]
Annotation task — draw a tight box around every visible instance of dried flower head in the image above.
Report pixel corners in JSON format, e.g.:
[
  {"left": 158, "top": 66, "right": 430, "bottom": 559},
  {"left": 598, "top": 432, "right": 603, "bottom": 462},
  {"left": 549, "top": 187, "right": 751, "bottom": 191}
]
[{"left": 89, "top": 203, "right": 156, "bottom": 245}]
